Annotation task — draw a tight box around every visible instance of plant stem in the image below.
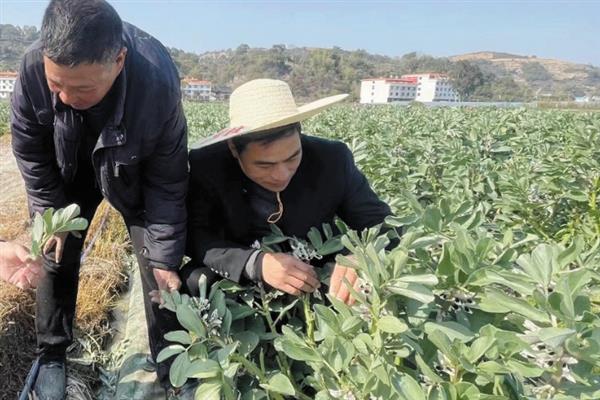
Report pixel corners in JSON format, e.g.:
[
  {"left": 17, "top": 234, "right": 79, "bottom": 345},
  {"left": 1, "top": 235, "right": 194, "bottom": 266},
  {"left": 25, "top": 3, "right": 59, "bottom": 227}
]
[{"left": 302, "top": 293, "right": 315, "bottom": 344}]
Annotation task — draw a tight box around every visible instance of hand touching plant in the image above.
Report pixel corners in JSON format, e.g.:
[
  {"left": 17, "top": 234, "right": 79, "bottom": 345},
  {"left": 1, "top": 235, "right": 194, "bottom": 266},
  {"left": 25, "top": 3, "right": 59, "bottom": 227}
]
[{"left": 30, "top": 204, "right": 89, "bottom": 262}]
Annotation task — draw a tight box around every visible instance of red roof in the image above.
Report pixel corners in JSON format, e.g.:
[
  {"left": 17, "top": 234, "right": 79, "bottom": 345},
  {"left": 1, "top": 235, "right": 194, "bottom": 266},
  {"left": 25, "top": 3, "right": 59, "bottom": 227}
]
[
  {"left": 0, "top": 71, "right": 17, "bottom": 78},
  {"left": 183, "top": 79, "right": 211, "bottom": 85},
  {"left": 361, "top": 77, "right": 417, "bottom": 85}
]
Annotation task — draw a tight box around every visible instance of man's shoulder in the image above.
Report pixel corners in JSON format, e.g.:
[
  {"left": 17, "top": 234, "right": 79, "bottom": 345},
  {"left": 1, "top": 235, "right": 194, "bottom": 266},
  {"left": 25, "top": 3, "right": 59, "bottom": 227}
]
[
  {"left": 122, "top": 22, "right": 180, "bottom": 94},
  {"left": 301, "top": 135, "right": 351, "bottom": 161},
  {"left": 19, "top": 40, "right": 44, "bottom": 75},
  {"left": 189, "top": 142, "right": 234, "bottom": 180}
]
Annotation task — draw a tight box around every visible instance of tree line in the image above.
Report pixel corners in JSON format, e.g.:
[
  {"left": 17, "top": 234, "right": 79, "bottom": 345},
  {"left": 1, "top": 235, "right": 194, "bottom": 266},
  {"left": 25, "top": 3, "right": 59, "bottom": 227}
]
[{"left": 4, "top": 24, "right": 596, "bottom": 102}]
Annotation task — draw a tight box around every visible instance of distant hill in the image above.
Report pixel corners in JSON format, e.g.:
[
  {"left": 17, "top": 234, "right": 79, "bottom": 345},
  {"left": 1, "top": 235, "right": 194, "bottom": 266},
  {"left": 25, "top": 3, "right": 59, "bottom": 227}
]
[
  {"left": 1, "top": 24, "right": 598, "bottom": 101},
  {"left": 450, "top": 51, "right": 600, "bottom": 97}
]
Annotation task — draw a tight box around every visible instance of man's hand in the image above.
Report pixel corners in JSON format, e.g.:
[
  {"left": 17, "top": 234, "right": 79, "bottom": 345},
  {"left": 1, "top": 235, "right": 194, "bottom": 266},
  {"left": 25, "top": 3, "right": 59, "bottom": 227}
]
[
  {"left": 43, "top": 231, "right": 68, "bottom": 263},
  {"left": 262, "top": 253, "right": 320, "bottom": 296},
  {"left": 149, "top": 268, "right": 182, "bottom": 304},
  {"left": 329, "top": 262, "right": 360, "bottom": 305},
  {"left": 0, "top": 241, "right": 43, "bottom": 290}
]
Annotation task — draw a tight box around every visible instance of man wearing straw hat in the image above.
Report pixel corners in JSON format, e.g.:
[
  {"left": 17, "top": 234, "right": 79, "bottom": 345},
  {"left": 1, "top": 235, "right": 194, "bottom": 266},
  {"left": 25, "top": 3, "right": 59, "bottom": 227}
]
[{"left": 183, "top": 79, "right": 392, "bottom": 303}]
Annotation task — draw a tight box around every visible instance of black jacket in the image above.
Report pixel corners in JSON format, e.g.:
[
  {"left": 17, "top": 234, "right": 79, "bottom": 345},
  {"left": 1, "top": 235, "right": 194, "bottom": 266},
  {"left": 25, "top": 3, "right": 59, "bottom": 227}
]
[
  {"left": 187, "top": 135, "right": 392, "bottom": 282},
  {"left": 10, "top": 23, "right": 188, "bottom": 270}
]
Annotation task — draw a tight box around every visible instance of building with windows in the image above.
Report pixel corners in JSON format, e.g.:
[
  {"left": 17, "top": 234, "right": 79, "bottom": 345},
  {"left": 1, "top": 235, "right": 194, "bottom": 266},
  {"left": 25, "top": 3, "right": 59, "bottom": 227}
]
[
  {"left": 0, "top": 72, "right": 17, "bottom": 99},
  {"left": 360, "top": 73, "right": 459, "bottom": 104},
  {"left": 181, "top": 79, "right": 212, "bottom": 101}
]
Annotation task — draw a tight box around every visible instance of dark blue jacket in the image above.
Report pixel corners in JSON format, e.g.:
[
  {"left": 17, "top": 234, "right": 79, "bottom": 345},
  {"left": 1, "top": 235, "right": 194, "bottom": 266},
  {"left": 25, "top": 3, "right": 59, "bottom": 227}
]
[
  {"left": 10, "top": 23, "right": 188, "bottom": 270},
  {"left": 187, "top": 135, "right": 392, "bottom": 282}
]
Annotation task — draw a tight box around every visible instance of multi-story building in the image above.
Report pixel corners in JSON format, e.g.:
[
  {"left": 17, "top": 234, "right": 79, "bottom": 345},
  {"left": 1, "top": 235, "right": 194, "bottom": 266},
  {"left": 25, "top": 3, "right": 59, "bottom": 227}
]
[
  {"left": 360, "top": 77, "right": 418, "bottom": 104},
  {"left": 181, "top": 79, "right": 212, "bottom": 101},
  {"left": 0, "top": 72, "right": 17, "bottom": 99},
  {"left": 360, "top": 73, "right": 459, "bottom": 104}
]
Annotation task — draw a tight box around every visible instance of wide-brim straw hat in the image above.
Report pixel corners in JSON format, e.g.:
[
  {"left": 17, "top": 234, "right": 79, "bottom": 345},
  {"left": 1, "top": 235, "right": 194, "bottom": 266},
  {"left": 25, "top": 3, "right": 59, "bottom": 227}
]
[{"left": 194, "top": 79, "right": 348, "bottom": 148}]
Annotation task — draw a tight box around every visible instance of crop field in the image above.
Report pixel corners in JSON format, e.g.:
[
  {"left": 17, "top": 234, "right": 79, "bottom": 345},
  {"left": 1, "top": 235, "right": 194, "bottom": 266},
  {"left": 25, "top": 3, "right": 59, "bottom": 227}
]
[
  {"left": 181, "top": 103, "right": 600, "bottom": 400},
  {"left": 1, "top": 101, "right": 599, "bottom": 399}
]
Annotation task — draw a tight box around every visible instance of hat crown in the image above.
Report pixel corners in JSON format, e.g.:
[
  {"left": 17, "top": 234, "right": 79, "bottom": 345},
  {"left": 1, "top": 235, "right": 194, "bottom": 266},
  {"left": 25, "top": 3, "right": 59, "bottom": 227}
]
[{"left": 229, "top": 79, "right": 299, "bottom": 129}]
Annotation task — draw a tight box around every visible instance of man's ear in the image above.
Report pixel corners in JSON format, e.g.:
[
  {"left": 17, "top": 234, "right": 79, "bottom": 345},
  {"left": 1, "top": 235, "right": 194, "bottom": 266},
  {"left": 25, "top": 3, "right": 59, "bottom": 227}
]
[
  {"left": 115, "top": 47, "right": 127, "bottom": 70},
  {"left": 227, "top": 140, "right": 239, "bottom": 159}
]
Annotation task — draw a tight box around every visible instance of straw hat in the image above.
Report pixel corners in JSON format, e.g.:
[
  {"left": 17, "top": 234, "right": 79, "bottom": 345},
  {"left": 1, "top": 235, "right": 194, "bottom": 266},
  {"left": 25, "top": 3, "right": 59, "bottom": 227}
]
[{"left": 194, "top": 79, "right": 348, "bottom": 148}]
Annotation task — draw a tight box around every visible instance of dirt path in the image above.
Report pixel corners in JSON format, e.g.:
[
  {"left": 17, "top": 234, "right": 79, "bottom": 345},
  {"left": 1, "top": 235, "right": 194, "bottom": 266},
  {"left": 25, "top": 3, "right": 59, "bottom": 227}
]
[{"left": 0, "top": 134, "right": 28, "bottom": 240}]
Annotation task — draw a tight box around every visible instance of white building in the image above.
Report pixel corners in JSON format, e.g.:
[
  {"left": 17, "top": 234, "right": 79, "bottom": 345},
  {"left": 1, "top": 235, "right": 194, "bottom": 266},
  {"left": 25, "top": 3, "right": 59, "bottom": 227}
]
[
  {"left": 181, "top": 79, "right": 212, "bottom": 101},
  {"left": 360, "top": 73, "right": 459, "bottom": 104},
  {"left": 0, "top": 72, "right": 17, "bottom": 99},
  {"left": 360, "top": 77, "right": 417, "bottom": 104}
]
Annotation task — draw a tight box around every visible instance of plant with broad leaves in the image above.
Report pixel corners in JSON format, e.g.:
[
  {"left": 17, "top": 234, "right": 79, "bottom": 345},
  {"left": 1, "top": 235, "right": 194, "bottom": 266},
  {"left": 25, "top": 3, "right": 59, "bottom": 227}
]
[{"left": 30, "top": 204, "right": 89, "bottom": 258}]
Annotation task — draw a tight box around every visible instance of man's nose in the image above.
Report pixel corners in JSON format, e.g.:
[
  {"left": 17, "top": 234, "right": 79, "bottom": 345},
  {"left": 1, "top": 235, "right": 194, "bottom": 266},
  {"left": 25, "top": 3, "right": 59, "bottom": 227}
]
[
  {"left": 272, "top": 164, "right": 291, "bottom": 182},
  {"left": 59, "top": 90, "right": 76, "bottom": 106}
]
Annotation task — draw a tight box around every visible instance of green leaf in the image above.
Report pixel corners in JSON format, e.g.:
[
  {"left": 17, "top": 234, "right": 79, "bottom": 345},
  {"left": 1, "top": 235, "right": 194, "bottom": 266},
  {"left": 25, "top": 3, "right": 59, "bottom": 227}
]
[
  {"left": 422, "top": 206, "right": 443, "bottom": 232},
  {"left": 386, "top": 281, "right": 435, "bottom": 304},
  {"left": 31, "top": 212, "right": 44, "bottom": 252},
  {"left": 318, "top": 238, "right": 344, "bottom": 255},
  {"left": 504, "top": 359, "right": 544, "bottom": 378},
  {"left": 479, "top": 288, "right": 551, "bottom": 324},
  {"left": 516, "top": 244, "right": 557, "bottom": 289},
  {"left": 169, "top": 352, "right": 190, "bottom": 388},
  {"left": 340, "top": 316, "right": 363, "bottom": 335},
  {"left": 215, "top": 343, "right": 238, "bottom": 366},
  {"left": 233, "top": 330, "right": 260, "bottom": 356},
  {"left": 392, "top": 372, "right": 426, "bottom": 400},
  {"left": 280, "top": 340, "right": 321, "bottom": 362},
  {"left": 156, "top": 344, "right": 185, "bottom": 363},
  {"left": 176, "top": 304, "right": 206, "bottom": 337},
  {"left": 55, "top": 217, "right": 88, "bottom": 233},
  {"left": 397, "top": 274, "right": 439, "bottom": 286},
  {"left": 42, "top": 208, "right": 54, "bottom": 235},
  {"left": 538, "top": 327, "right": 576, "bottom": 348},
  {"left": 466, "top": 335, "right": 495, "bottom": 363},
  {"left": 314, "top": 304, "right": 341, "bottom": 333},
  {"left": 164, "top": 330, "right": 193, "bottom": 345},
  {"left": 194, "top": 380, "right": 222, "bottom": 400},
  {"left": 260, "top": 373, "right": 296, "bottom": 396},
  {"left": 322, "top": 223, "right": 334, "bottom": 239},
  {"left": 424, "top": 321, "right": 475, "bottom": 343},
  {"left": 307, "top": 227, "right": 323, "bottom": 248},
  {"left": 415, "top": 353, "right": 443, "bottom": 384},
  {"left": 378, "top": 315, "right": 408, "bottom": 334},
  {"left": 60, "top": 203, "right": 81, "bottom": 222},
  {"left": 187, "top": 359, "right": 221, "bottom": 379}
]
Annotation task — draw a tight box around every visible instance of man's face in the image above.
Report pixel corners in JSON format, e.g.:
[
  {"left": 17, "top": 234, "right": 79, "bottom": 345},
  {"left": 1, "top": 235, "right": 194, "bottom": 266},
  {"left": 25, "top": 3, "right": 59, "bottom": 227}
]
[
  {"left": 43, "top": 48, "right": 126, "bottom": 110},
  {"left": 230, "top": 132, "right": 302, "bottom": 193}
]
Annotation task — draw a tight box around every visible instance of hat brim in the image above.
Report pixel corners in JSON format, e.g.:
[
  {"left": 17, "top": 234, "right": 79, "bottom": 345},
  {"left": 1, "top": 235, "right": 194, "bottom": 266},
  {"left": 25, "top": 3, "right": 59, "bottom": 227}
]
[{"left": 191, "top": 93, "right": 349, "bottom": 149}]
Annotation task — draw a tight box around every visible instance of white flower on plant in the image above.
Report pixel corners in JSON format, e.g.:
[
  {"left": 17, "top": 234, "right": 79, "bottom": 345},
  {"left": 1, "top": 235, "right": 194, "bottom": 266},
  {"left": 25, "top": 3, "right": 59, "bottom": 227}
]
[
  {"left": 560, "top": 356, "right": 578, "bottom": 383},
  {"left": 290, "top": 238, "right": 322, "bottom": 261},
  {"left": 251, "top": 240, "right": 261, "bottom": 250},
  {"left": 531, "top": 383, "right": 556, "bottom": 399}
]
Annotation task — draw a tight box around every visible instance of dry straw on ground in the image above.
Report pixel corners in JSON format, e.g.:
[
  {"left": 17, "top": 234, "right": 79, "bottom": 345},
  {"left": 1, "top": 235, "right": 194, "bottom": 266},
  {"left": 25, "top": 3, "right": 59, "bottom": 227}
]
[{"left": 0, "top": 198, "right": 130, "bottom": 399}]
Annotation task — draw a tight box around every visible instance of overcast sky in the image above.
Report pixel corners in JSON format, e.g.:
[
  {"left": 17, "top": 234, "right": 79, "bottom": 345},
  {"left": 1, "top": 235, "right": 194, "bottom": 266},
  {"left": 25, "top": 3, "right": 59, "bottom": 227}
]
[{"left": 2, "top": 0, "right": 599, "bottom": 66}]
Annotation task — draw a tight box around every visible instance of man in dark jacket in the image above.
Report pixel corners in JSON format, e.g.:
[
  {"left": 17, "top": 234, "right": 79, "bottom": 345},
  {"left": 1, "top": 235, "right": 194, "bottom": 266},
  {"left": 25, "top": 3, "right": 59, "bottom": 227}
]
[
  {"left": 185, "top": 79, "right": 391, "bottom": 304},
  {"left": 10, "top": 1, "right": 187, "bottom": 398}
]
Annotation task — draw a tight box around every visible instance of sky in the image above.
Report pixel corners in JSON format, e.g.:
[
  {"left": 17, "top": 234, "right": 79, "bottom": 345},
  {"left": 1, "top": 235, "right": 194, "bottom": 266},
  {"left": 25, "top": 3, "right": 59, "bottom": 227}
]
[{"left": 1, "top": 0, "right": 599, "bottom": 66}]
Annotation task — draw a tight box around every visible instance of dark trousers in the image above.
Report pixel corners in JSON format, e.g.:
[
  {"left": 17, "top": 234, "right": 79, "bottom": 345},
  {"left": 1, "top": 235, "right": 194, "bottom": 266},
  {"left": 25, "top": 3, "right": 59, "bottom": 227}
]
[{"left": 36, "top": 178, "right": 180, "bottom": 386}]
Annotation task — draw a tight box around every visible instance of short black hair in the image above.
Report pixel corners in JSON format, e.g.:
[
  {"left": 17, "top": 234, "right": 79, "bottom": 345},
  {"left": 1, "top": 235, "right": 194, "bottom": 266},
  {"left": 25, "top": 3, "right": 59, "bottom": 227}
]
[
  {"left": 232, "top": 122, "right": 301, "bottom": 154},
  {"left": 41, "top": 0, "right": 123, "bottom": 66}
]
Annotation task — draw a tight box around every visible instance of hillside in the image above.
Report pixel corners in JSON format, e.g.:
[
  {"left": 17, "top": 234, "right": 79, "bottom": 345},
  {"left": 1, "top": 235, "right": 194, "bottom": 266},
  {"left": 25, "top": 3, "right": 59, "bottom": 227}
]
[
  {"left": 2, "top": 24, "right": 599, "bottom": 101},
  {"left": 451, "top": 51, "right": 600, "bottom": 97}
]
